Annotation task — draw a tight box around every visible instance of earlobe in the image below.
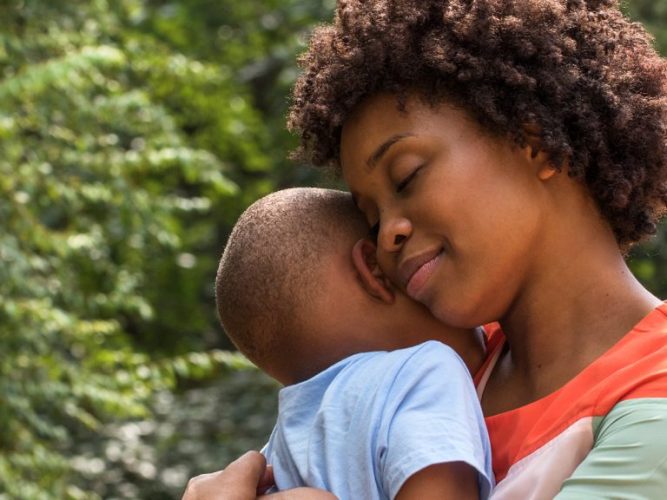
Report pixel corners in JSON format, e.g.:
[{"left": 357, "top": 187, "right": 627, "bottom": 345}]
[
  {"left": 522, "top": 122, "right": 560, "bottom": 181},
  {"left": 537, "top": 163, "right": 559, "bottom": 180},
  {"left": 523, "top": 144, "right": 558, "bottom": 180},
  {"left": 351, "top": 238, "right": 395, "bottom": 304}
]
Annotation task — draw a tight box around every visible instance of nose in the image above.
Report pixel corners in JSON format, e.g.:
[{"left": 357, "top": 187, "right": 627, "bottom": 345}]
[{"left": 378, "top": 216, "right": 412, "bottom": 253}]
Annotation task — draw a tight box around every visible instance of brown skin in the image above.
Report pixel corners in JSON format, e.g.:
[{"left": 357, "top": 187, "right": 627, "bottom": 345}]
[
  {"left": 181, "top": 451, "right": 336, "bottom": 500},
  {"left": 278, "top": 234, "right": 485, "bottom": 385},
  {"left": 260, "top": 202, "right": 485, "bottom": 385},
  {"left": 340, "top": 93, "right": 660, "bottom": 414},
  {"left": 264, "top": 235, "right": 486, "bottom": 498},
  {"left": 183, "top": 181, "right": 486, "bottom": 498},
  {"left": 187, "top": 0, "right": 667, "bottom": 489},
  {"left": 181, "top": 92, "right": 661, "bottom": 499},
  {"left": 396, "top": 462, "right": 478, "bottom": 500},
  {"left": 342, "top": 93, "right": 552, "bottom": 330},
  {"left": 181, "top": 454, "right": 476, "bottom": 500},
  {"left": 289, "top": 0, "right": 667, "bottom": 248}
]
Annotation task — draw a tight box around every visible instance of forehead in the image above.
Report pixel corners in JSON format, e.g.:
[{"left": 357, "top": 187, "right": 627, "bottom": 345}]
[
  {"left": 341, "top": 93, "right": 415, "bottom": 159},
  {"left": 340, "top": 93, "right": 477, "bottom": 180}
]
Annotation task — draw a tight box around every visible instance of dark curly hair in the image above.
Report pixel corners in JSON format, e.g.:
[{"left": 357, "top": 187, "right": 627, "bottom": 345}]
[{"left": 288, "top": 0, "right": 667, "bottom": 246}]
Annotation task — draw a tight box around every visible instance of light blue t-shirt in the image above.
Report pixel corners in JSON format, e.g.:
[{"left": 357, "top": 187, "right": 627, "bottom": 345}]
[{"left": 263, "top": 340, "right": 493, "bottom": 499}]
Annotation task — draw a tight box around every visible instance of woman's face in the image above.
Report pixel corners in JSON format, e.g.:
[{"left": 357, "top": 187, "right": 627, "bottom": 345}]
[{"left": 340, "top": 93, "right": 551, "bottom": 327}]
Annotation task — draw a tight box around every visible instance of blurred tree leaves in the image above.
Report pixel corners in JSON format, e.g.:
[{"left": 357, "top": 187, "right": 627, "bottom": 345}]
[
  {"left": 625, "top": 0, "right": 667, "bottom": 53},
  {"left": 0, "top": 0, "right": 327, "bottom": 496},
  {"left": 624, "top": 0, "right": 667, "bottom": 297}
]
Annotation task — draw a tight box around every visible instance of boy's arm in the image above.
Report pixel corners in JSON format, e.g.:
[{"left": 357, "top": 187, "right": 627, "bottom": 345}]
[{"left": 395, "top": 462, "right": 479, "bottom": 500}]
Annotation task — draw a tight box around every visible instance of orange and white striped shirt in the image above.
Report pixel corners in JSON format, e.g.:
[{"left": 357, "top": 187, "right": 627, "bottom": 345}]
[{"left": 476, "top": 302, "right": 667, "bottom": 499}]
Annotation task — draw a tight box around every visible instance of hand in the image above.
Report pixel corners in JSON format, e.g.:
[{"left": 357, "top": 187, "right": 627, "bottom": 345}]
[
  {"left": 259, "top": 488, "right": 338, "bottom": 499},
  {"left": 181, "top": 450, "right": 338, "bottom": 500},
  {"left": 182, "top": 451, "right": 274, "bottom": 500}
]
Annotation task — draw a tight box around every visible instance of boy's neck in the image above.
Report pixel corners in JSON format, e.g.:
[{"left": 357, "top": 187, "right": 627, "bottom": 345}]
[{"left": 436, "top": 326, "right": 486, "bottom": 375}]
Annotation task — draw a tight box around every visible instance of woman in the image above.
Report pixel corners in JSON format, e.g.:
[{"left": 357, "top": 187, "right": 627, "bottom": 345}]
[{"left": 184, "top": 0, "right": 667, "bottom": 497}]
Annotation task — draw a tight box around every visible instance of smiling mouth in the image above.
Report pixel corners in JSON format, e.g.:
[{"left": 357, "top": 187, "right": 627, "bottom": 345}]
[{"left": 403, "top": 250, "right": 444, "bottom": 300}]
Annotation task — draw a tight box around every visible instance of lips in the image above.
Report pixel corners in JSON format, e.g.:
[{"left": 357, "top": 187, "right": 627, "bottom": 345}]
[{"left": 399, "top": 248, "right": 444, "bottom": 300}]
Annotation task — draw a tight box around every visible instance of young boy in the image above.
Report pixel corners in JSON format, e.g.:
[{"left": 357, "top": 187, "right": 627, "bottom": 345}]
[{"left": 216, "top": 187, "right": 493, "bottom": 499}]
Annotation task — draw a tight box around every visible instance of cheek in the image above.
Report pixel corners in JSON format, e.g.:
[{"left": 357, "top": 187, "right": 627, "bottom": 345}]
[
  {"left": 458, "top": 186, "right": 543, "bottom": 278},
  {"left": 377, "top": 250, "right": 403, "bottom": 289},
  {"left": 429, "top": 191, "right": 544, "bottom": 323},
  {"left": 452, "top": 161, "right": 542, "bottom": 242}
]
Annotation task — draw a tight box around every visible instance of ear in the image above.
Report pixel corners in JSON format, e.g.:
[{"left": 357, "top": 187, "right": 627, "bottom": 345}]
[
  {"left": 522, "top": 122, "right": 559, "bottom": 181},
  {"left": 351, "top": 238, "right": 395, "bottom": 304}
]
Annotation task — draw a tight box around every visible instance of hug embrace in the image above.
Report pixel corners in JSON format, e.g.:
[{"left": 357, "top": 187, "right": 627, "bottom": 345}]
[{"left": 185, "top": 0, "right": 667, "bottom": 498}]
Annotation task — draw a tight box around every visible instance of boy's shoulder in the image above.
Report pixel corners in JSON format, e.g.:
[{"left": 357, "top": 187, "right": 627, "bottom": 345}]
[
  {"left": 354, "top": 339, "right": 462, "bottom": 364},
  {"left": 277, "top": 340, "right": 471, "bottom": 420},
  {"left": 290, "top": 340, "right": 463, "bottom": 386},
  {"left": 325, "top": 340, "right": 470, "bottom": 404},
  {"left": 339, "top": 340, "right": 466, "bottom": 380},
  {"left": 268, "top": 344, "right": 492, "bottom": 500}
]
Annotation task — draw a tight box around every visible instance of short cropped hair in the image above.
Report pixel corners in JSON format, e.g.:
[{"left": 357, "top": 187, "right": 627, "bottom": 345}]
[
  {"left": 288, "top": 0, "right": 667, "bottom": 246},
  {"left": 216, "top": 188, "right": 367, "bottom": 372}
]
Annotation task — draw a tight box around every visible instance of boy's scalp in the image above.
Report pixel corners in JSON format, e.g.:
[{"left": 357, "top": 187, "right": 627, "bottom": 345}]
[{"left": 216, "top": 188, "right": 367, "bottom": 371}]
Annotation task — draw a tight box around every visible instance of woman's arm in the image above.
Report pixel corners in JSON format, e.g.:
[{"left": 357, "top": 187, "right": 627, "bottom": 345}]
[
  {"left": 181, "top": 451, "right": 337, "bottom": 500},
  {"left": 182, "top": 451, "right": 270, "bottom": 500}
]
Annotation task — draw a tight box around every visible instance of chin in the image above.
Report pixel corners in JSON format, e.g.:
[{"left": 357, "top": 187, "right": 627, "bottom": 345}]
[{"left": 430, "top": 299, "right": 484, "bottom": 330}]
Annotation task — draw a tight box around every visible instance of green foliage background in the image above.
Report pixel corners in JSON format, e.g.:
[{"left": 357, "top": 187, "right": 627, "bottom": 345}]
[{"left": 0, "top": 1, "right": 664, "bottom": 498}]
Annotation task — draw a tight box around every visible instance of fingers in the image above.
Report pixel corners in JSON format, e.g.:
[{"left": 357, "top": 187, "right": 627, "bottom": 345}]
[
  {"left": 257, "top": 464, "right": 275, "bottom": 495},
  {"left": 182, "top": 451, "right": 268, "bottom": 500},
  {"left": 223, "top": 450, "right": 268, "bottom": 491},
  {"left": 260, "top": 487, "right": 338, "bottom": 499},
  {"left": 180, "top": 452, "right": 336, "bottom": 500}
]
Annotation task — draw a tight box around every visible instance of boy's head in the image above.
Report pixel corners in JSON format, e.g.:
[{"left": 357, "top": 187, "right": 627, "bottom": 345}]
[{"left": 216, "top": 187, "right": 480, "bottom": 385}]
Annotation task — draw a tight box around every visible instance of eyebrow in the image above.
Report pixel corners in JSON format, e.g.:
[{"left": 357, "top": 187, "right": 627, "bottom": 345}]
[{"left": 366, "top": 133, "right": 415, "bottom": 170}]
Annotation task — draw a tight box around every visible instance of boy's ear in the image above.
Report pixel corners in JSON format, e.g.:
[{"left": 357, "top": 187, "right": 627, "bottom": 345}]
[{"left": 351, "top": 238, "right": 395, "bottom": 304}]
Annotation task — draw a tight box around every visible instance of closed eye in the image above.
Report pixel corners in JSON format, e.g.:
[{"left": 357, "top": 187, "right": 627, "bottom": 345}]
[{"left": 396, "top": 167, "right": 421, "bottom": 193}]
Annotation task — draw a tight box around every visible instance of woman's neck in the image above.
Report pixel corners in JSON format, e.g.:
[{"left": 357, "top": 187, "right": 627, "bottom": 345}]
[
  {"left": 505, "top": 265, "right": 656, "bottom": 369},
  {"left": 487, "top": 211, "right": 660, "bottom": 410}
]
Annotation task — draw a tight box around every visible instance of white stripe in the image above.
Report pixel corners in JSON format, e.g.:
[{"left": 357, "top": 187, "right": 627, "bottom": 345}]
[{"left": 490, "top": 417, "right": 594, "bottom": 500}]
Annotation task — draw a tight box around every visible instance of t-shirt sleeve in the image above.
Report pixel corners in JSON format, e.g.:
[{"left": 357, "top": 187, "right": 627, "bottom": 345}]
[
  {"left": 377, "top": 342, "right": 494, "bottom": 499},
  {"left": 555, "top": 398, "right": 667, "bottom": 499}
]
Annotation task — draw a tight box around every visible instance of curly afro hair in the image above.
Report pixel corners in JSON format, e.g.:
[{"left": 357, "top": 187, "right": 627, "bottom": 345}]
[{"left": 288, "top": 0, "right": 667, "bottom": 246}]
